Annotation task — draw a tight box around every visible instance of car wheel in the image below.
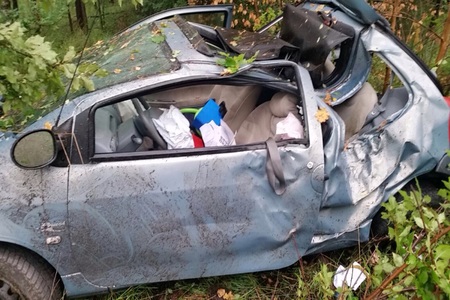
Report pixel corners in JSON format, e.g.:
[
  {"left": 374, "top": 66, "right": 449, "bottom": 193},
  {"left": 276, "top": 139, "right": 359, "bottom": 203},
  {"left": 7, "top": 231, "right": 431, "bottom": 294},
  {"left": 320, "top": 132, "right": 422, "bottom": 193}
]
[
  {"left": 0, "top": 245, "right": 63, "bottom": 300},
  {"left": 370, "top": 206, "right": 389, "bottom": 238}
]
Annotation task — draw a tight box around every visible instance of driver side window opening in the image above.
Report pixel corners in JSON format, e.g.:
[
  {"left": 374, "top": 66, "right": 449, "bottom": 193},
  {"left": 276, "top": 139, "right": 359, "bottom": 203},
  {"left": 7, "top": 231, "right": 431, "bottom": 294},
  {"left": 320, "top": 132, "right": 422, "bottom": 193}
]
[{"left": 93, "top": 84, "right": 306, "bottom": 155}]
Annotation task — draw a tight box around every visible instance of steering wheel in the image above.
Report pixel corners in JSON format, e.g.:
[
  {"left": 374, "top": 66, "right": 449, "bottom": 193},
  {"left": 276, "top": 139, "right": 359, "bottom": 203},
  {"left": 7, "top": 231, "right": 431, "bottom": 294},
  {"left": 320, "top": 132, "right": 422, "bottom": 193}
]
[{"left": 131, "top": 98, "right": 167, "bottom": 150}]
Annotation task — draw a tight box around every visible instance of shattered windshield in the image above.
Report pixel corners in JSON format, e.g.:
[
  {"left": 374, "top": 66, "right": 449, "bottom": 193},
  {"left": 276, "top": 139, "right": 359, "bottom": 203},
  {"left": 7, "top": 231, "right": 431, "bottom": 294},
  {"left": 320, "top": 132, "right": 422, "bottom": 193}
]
[{"left": 79, "top": 23, "right": 181, "bottom": 93}]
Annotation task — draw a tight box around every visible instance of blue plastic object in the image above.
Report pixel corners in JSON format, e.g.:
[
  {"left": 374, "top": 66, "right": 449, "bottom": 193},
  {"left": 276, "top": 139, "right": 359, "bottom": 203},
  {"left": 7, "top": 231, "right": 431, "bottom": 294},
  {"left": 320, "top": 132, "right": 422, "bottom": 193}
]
[{"left": 192, "top": 99, "right": 221, "bottom": 130}]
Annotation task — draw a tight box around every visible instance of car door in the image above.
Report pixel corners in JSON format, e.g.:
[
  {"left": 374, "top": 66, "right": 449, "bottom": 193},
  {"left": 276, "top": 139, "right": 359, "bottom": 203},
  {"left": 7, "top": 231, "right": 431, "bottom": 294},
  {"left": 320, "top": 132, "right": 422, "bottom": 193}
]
[{"left": 66, "top": 67, "right": 325, "bottom": 288}]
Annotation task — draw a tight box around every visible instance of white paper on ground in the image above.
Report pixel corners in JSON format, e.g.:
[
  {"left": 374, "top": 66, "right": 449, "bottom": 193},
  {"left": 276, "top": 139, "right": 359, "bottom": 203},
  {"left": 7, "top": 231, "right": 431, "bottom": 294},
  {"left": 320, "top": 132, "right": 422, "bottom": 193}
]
[
  {"left": 275, "top": 112, "right": 304, "bottom": 140},
  {"left": 153, "top": 105, "right": 194, "bottom": 149},
  {"left": 200, "top": 120, "right": 235, "bottom": 147},
  {"left": 333, "top": 262, "right": 366, "bottom": 291}
]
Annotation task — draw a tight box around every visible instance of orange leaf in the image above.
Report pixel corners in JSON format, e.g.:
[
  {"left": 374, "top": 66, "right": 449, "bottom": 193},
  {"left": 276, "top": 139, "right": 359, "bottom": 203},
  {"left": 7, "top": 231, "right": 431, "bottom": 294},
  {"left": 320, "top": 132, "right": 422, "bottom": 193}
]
[
  {"left": 44, "top": 121, "right": 52, "bottom": 130},
  {"left": 217, "top": 289, "right": 226, "bottom": 298},
  {"left": 324, "top": 92, "right": 332, "bottom": 105}
]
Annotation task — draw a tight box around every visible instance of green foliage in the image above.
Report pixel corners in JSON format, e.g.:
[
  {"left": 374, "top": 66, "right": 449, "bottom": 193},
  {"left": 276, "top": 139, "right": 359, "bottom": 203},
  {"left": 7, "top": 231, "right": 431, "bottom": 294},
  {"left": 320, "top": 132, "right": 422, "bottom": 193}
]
[
  {"left": 369, "top": 179, "right": 450, "bottom": 298},
  {"left": 141, "top": 0, "right": 187, "bottom": 15},
  {"left": 311, "top": 264, "right": 335, "bottom": 299},
  {"left": 0, "top": 22, "right": 99, "bottom": 131},
  {"left": 216, "top": 52, "right": 257, "bottom": 75},
  {"left": 253, "top": 7, "right": 282, "bottom": 33}
]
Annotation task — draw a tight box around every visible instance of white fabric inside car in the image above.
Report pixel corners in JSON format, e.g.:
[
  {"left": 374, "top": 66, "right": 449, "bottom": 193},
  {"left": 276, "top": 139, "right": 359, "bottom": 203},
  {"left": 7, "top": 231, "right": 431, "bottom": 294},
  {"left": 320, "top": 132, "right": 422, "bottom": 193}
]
[{"left": 143, "top": 85, "right": 262, "bottom": 132}]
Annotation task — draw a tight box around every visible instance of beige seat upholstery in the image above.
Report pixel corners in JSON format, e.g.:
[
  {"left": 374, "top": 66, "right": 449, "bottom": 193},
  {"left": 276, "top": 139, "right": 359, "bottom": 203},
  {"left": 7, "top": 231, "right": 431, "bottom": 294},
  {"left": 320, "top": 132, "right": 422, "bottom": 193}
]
[
  {"left": 333, "top": 82, "right": 378, "bottom": 140},
  {"left": 143, "top": 85, "right": 262, "bottom": 132},
  {"left": 235, "top": 92, "right": 299, "bottom": 144}
]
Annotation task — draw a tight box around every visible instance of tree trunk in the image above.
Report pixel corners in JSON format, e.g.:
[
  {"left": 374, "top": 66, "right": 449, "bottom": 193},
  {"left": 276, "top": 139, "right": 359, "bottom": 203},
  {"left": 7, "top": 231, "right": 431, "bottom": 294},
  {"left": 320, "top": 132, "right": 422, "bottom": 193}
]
[
  {"left": 75, "top": 0, "right": 88, "bottom": 33},
  {"left": 68, "top": 6, "right": 74, "bottom": 33},
  {"left": 383, "top": 0, "right": 403, "bottom": 92},
  {"left": 437, "top": 4, "right": 450, "bottom": 63},
  {"left": 96, "top": 1, "right": 104, "bottom": 30},
  {"left": 11, "top": 0, "right": 18, "bottom": 9}
]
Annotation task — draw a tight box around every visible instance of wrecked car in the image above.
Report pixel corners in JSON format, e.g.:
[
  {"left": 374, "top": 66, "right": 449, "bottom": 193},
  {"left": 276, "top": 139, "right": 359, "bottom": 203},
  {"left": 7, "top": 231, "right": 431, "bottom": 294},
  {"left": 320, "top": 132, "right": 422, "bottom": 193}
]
[{"left": 0, "top": 1, "right": 448, "bottom": 299}]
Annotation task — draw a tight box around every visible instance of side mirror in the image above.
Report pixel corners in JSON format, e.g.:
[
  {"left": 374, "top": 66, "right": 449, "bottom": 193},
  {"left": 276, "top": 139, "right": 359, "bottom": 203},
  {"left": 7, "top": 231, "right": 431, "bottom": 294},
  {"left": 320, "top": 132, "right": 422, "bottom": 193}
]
[{"left": 11, "top": 129, "right": 57, "bottom": 169}]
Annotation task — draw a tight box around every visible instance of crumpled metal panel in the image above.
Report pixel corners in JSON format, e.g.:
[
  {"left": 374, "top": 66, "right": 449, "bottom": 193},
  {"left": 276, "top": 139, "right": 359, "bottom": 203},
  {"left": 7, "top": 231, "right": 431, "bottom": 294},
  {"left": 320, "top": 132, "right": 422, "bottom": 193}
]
[
  {"left": 307, "top": 26, "right": 448, "bottom": 253},
  {"left": 66, "top": 147, "right": 322, "bottom": 288},
  {"left": 64, "top": 66, "right": 325, "bottom": 290}
]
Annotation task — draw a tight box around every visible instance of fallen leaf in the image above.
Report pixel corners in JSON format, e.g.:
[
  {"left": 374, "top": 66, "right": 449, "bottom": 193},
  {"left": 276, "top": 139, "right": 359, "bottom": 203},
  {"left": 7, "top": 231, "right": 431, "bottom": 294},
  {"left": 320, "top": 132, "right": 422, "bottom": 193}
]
[
  {"left": 324, "top": 92, "right": 332, "bottom": 105},
  {"left": 130, "top": 53, "right": 135, "bottom": 60},
  {"left": 134, "top": 66, "right": 141, "bottom": 71},
  {"left": 217, "top": 289, "right": 234, "bottom": 300},
  {"left": 230, "top": 40, "right": 238, "bottom": 47},
  {"left": 113, "top": 69, "right": 122, "bottom": 74},
  {"left": 368, "top": 251, "right": 379, "bottom": 266},
  {"left": 151, "top": 34, "right": 165, "bottom": 44},
  {"left": 151, "top": 28, "right": 161, "bottom": 35},
  {"left": 315, "top": 107, "right": 329, "bottom": 123},
  {"left": 44, "top": 121, "right": 52, "bottom": 130},
  {"left": 120, "top": 41, "right": 130, "bottom": 49},
  {"left": 94, "top": 40, "right": 103, "bottom": 47},
  {"left": 217, "top": 289, "right": 226, "bottom": 298},
  {"left": 172, "top": 50, "right": 181, "bottom": 58},
  {"left": 220, "top": 68, "right": 233, "bottom": 76}
]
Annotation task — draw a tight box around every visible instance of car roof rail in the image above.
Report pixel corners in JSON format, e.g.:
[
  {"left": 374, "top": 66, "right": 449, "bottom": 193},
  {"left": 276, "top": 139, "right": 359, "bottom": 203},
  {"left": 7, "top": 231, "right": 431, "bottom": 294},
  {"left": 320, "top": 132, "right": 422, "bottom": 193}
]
[{"left": 309, "top": 0, "right": 389, "bottom": 26}]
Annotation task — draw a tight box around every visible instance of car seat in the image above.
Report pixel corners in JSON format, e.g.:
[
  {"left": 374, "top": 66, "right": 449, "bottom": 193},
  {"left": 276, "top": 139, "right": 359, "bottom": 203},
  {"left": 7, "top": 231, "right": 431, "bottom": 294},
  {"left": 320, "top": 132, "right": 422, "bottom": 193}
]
[
  {"left": 95, "top": 105, "right": 122, "bottom": 153},
  {"left": 235, "top": 92, "right": 300, "bottom": 144},
  {"left": 333, "top": 82, "right": 378, "bottom": 140},
  {"left": 144, "top": 85, "right": 262, "bottom": 133}
]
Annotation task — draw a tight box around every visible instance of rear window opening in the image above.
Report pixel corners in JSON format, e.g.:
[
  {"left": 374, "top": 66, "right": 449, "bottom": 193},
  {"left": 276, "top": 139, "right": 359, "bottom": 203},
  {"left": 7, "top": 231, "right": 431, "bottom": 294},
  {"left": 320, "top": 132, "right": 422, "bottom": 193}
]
[
  {"left": 329, "top": 53, "right": 409, "bottom": 142},
  {"left": 92, "top": 84, "right": 306, "bottom": 156},
  {"left": 360, "top": 54, "right": 409, "bottom": 134}
]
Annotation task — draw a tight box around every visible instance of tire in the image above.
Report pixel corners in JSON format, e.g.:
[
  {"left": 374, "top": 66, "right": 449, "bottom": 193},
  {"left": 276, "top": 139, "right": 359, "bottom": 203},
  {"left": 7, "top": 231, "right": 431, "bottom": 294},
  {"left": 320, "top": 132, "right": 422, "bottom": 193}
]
[
  {"left": 0, "top": 245, "right": 63, "bottom": 300},
  {"left": 370, "top": 206, "right": 390, "bottom": 238}
]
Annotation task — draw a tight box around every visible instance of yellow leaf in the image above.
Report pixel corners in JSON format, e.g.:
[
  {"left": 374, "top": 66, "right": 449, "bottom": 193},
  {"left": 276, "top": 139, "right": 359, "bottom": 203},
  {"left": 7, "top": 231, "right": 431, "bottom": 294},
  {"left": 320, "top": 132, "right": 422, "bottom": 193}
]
[
  {"left": 134, "top": 66, "right": 141, "bottom": 71},
  {"left": 223, "top": 291, "right": 234, "bottom": 300},
  {"left": 220, "top": 68, "right": 233, "bottom": 76},
  {"left": 130, "top": 53, "right": 135, "bottom": 60},
  {"left": 230, "top": 41, "right": 238, "bottom": 47},
  {"left": 217, "top": 289, "right": 226, "bottom": 298},
  {"left": 44, "top": 121, "right": 52, "bottom": 130},
  {"left": 315, "top": 107, "right": 329, "bottom": 123},
  {"left": 113, "top": 69, "right": 122, "bottom": 74},
  {"left": 217, "top": 289, "right": 233, "bottom": 300}
]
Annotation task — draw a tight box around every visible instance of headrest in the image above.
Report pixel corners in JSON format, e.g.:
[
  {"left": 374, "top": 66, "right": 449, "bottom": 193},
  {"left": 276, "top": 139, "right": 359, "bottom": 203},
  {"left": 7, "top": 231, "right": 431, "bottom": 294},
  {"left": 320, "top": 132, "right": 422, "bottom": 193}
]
[{"left": 269, "top": 92, "right": 298, "bottom": 118}]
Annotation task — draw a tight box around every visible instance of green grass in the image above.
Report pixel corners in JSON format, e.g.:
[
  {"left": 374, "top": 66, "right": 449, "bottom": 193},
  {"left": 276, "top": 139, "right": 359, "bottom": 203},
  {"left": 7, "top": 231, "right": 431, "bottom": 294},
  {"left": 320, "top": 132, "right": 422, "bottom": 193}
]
[{"left": 82, "top": 243, "right": 381, "bottom": 300}]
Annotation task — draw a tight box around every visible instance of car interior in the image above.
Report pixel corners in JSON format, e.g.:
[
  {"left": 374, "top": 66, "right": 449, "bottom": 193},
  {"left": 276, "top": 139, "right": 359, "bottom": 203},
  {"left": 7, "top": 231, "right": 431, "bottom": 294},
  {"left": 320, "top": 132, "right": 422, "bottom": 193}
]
[
  {"left": 94, "top": 5, "right": 411, "bottom": 155},
  {"left": 94, "top": 84, "right": 305, "bottom": 153}
]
